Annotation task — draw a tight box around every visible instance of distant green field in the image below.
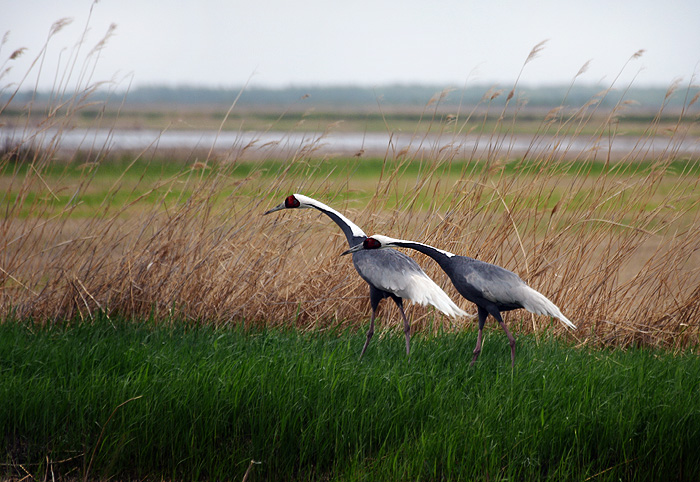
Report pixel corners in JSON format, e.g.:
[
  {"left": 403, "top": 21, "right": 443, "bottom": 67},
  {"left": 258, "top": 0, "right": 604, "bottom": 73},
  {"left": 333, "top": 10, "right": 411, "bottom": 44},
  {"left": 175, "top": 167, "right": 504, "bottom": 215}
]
[
  {"left": 10, "top": 155, "right": 700, "bottom": 179},
  {"left": 2, "top": 317, "right": 699, "bottom": 481},
  {"left": 4, "top": 156, "right": 698, "bottom": 218}
]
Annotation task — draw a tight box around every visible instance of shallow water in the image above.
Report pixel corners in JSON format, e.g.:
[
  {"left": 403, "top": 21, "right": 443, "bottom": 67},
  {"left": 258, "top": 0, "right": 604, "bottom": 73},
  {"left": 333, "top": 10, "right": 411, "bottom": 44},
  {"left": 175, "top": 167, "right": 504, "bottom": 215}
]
[{"left": 2, "top": 126, "right": 698, "bottom": 160}]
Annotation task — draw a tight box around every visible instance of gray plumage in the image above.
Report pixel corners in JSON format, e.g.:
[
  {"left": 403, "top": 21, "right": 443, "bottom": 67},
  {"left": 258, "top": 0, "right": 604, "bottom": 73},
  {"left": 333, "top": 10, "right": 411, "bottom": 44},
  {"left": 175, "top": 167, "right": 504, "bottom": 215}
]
[
  {"left": 264, "top": 194, "right": 466, "bottom": 357},
  {"left": 342, "top": 234, "right": 575, "bottom": 366}
]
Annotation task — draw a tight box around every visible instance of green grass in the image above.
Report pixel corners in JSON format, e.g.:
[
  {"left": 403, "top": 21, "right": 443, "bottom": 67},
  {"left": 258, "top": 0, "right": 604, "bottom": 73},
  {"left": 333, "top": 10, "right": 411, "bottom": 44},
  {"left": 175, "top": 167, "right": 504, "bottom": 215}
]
[
  {"left": 7, "top": 156, "right": 699, "bottom": 190},
  {"left": 7, "top": 155, "right": 699, "bottom": 180},
  {"left": 2, "top": 317, "right": 699, "bottom": 481},
  {"left": 5, "top": 156, "right": 699, "bottom": 218}
]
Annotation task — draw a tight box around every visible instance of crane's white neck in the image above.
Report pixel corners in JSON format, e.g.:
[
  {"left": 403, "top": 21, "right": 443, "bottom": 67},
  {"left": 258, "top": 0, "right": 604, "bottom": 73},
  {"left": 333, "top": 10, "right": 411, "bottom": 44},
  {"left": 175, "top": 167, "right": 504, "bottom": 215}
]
[
  {"left": 371, "top": 234, "right": 456, "bottom": 258},
  {"left": 294, "top": 194, "right": 366, "bottom": 240}
]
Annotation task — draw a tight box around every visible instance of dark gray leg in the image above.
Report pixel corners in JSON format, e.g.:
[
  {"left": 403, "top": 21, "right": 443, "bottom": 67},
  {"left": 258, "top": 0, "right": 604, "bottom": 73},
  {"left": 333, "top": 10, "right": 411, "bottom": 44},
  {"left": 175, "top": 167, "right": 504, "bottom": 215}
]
[
  {"left": 390, "top": 296, "right": 411, "bottom": 356},
  {"left": 470, "top": 306, "right": 489, "bottom": 366},
  {"left": 361, "top": 286, "right": 384, "bottom": 358},
  {"left": 470, "top": 329, "right": 483, "bottom": 366},
  {"left": 500, "top": 320, "right": 516, "bottom": 367},
  {"left": 491, "top": 310, "right": 516, "bottom": 367},
  {"left": 360, "top": 310, "right": 376, "bottom": 359},
  {"left": 398, "top": 305, "right": 411, "bottom": 356}
]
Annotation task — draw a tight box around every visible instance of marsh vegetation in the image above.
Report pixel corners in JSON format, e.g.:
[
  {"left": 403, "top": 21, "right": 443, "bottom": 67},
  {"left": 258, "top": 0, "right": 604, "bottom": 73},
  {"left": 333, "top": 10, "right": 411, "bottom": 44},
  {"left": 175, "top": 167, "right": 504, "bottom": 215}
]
[{"left": 1, "top": 17, "right": 699, "bottom": 481}]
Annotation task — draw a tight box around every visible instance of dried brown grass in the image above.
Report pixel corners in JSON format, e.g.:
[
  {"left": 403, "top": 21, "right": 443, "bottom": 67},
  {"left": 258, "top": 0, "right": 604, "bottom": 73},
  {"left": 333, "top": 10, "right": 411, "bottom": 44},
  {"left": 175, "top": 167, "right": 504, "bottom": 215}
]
[{"left": 2, "top": 29, "right": 699, "bottom": 349}]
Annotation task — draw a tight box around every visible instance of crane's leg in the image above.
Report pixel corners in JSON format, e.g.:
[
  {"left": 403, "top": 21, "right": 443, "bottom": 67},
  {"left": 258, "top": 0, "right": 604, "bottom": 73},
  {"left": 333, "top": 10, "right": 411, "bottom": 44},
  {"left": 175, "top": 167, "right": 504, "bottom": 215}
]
[
  {"left": 360, "top": 310, "right": 376, "bottom": 359},
  {"left": 490, "top": 310, "right": 516, "bottom": 367},
  {"left": 398, "top": 303, "right": 411, "bottom": 356},
  {"left": 361, "top": 287, "right": 384, "bottom": 358},
  {"left": 389, "top": 295, "right": 411, "bottom": 356},
  {"left": 470, "top": 306, "right": 489, "bottom": 366}
]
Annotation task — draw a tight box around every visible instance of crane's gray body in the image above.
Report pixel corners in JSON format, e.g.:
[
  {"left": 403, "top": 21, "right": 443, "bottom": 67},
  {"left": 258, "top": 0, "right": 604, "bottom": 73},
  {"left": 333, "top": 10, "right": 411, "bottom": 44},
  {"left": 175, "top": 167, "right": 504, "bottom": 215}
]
[
  {"left": 346, "top": 234, "right": 575, "bottom": 366},
  {"left": 406, "top": 243, "right": 529, "bottom": 315}
]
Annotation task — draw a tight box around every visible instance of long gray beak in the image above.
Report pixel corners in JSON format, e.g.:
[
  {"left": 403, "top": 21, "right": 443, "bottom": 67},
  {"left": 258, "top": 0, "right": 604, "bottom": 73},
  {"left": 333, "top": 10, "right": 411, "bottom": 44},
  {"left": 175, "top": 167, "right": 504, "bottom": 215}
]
[
  {"left": 263, "top": 203, "right": 285, "bottom": 215},
  {"left": 340, "top": 243, "right": 364, "bottom": 256}
]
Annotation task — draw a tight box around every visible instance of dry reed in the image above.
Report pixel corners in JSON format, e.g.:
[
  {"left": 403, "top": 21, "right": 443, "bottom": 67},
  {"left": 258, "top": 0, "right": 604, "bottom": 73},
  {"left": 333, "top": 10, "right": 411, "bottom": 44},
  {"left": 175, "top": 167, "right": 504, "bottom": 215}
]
[{"left": 1, "top": 25, "right": 699, "bottom": 350}]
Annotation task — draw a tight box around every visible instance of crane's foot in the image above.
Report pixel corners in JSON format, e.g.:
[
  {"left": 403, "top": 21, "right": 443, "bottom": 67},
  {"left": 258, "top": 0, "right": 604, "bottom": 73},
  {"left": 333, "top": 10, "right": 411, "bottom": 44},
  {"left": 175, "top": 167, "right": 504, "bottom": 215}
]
[
  {"left": 359, "top": 329, "right": 374, "bottom": 359},
  {"left": 401, "top": 309, "right": 411, "bottom": 358},
  {"left": 498, "top": 320, "right": 516, "bottom": 368},
  {"left": 404, "top": 329, "right": 411, "bottom": 357},
  {"left": 470, "top": 329, "right": 483, "bottom": 366},
  {"left": 470, "top": 349, "right": 481, "bottom": 366},
  {"left": 506, "top": 330, "right": 516, "bottom": 368}
]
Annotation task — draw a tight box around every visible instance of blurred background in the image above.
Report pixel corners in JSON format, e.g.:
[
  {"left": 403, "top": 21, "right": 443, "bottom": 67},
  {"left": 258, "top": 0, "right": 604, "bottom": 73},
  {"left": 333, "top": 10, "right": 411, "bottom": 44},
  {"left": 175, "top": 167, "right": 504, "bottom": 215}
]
[{"left": 3, "top": 0, "right": 699, "bottom": 91}]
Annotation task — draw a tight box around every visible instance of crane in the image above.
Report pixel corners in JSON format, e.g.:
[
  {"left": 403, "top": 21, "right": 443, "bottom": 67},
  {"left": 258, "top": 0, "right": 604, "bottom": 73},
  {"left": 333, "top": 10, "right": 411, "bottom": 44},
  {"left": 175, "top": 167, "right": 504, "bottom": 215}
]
[
  {"left": 264, "top": 194, "right": 467, "bottom": 357},
  {"left": 342, "top": 234, "right": 576, "bottom": 366}
]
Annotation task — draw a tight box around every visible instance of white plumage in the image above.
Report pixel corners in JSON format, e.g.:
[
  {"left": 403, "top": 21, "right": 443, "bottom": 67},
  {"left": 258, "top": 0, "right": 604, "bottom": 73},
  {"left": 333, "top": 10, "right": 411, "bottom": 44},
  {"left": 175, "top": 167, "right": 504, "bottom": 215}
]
[
  {"left": 520, "top": 286, "right": 576, "bottom": 329},
  {"left": 401, "top": 272, "right": 467, "bottom": 319}
]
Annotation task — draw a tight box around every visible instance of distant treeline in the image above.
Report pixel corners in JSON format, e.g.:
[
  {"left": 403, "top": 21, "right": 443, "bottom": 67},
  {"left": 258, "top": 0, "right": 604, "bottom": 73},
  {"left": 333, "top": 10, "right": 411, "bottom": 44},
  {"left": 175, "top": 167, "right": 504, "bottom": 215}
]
[{"left": 9, "top": 83, "right": 698, "bottom": 110}]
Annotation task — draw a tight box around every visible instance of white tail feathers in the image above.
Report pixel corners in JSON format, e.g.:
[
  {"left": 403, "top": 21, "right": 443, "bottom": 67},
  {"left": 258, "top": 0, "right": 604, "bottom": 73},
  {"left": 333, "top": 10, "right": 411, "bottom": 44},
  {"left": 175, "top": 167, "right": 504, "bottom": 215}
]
[
  {"left": 405, "top": 273, "right": 468, "bottom": 318},
  {"left": 521, "top": 286, "right": 577, "bottom": 330}
]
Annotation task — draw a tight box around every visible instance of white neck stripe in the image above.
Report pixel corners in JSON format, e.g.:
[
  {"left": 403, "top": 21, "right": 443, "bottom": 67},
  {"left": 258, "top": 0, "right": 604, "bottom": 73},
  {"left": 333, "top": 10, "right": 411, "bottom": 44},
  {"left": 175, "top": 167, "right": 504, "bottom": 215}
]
[
  {"left": 294, "top": 194, "right": 366, "bottom": 238},
  {"left": 371, "top": 234, "right": 456, "bottom": 257}
]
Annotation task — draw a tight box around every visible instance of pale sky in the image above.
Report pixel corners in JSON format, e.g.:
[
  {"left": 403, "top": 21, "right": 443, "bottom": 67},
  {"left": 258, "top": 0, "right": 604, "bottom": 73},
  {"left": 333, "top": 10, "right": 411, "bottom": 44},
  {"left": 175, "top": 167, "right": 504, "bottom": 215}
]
[{"left": 2, "top": 0, "right": 699, "bottom": 92}]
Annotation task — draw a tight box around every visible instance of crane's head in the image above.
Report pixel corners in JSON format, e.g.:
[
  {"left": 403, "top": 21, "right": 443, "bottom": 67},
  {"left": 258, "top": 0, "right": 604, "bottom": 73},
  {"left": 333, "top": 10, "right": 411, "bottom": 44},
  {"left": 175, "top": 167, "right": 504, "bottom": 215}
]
[
  {"left": 340, "top": 235, "right": 395, "bottom": 256},
  {"left": 263, "top": 194, "right": 311, "bottom": 214}
]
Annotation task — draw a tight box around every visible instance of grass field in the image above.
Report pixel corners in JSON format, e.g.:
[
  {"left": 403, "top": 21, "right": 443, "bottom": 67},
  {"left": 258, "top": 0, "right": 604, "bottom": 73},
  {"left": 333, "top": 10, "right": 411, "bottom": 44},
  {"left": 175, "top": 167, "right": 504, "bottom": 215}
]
[{"left": 2, "top": 317, "right": 700, "bottom": 481}]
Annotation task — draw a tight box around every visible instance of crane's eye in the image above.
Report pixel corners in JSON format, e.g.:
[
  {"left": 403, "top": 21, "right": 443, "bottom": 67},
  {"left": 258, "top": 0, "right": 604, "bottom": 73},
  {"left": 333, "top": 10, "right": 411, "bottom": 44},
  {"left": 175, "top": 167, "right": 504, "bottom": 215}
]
[
  {"left": 285, "top": 195, "right": 300, "bottom": 208},
  {"left": 364, "top": 238, "right": 381, "bottom": 249}
]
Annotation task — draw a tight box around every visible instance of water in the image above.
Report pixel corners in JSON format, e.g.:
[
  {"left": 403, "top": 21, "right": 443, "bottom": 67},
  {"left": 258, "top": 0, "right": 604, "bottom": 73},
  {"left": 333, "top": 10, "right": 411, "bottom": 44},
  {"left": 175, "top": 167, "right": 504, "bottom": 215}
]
[{"left": 1, "top": 126, "right": 698, "bottom": 160}]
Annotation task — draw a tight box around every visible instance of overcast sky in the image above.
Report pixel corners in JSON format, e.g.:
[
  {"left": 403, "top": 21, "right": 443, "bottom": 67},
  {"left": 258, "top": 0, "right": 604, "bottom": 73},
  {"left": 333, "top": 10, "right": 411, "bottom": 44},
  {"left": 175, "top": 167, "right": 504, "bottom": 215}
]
[{"left": 2, "top": 0, "right": 699, "bottom": 91}]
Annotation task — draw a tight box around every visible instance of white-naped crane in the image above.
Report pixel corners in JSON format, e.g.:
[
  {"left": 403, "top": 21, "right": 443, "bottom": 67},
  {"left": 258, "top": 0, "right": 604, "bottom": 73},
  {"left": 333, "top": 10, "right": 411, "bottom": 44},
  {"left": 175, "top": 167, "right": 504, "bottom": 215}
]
[
  {"left": 343, "top": 235, "right": 576, "bottom": 366},
  {"left": 264, "top": 194, "right": 467, "bottom": 357}
]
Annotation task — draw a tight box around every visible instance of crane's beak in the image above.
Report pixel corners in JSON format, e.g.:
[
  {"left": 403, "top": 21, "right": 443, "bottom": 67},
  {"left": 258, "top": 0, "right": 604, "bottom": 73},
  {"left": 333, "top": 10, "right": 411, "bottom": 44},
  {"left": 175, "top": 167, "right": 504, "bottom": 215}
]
[
  {"left": 340, "top": 243, "right": 364, "bottom": 256},
  {"left": 263, "top": 202, "right": 285, "bottom": 215}
]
